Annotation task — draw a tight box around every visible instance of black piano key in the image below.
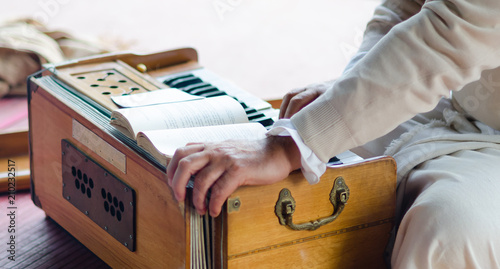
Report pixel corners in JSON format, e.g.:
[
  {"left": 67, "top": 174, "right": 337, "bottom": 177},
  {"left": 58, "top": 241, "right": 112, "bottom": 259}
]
[
  {"left": 184, "top": 85, "right": 214, "bottom": 94},
  {"left": 182, "top": 82, "right": 212, "bottom": 93},
  {"left": 183, "top": 85, "right": 213, "bottom": 94},
  {"left": 247, "top": 111, "right": 266, "bottom": 121},
  {"left": 170, "top": 77, "right": 204, "bottom": 88},
  {"left": 244, "top": 108, "right": 257, "bottom": 114},
  {"left": 257, "top": 118, "right": 275, "bottom": 127},
  {"left": 190, "top": 86, "right": 219, "bottom": 96},
  {"left": 328, "top": 156, "right": 343, "bottom": 165},
  {"left": 163, "top": 74, "right": 195, "bottom": 86},
  {"left": 203, "top": 91, "right": 227, "bottom": 97},
  {"left": 329, "top": 156, "right": 341, "bottom": 163},
  {"left": 235, "top": 99, "right": 248, "bottom": 109}
]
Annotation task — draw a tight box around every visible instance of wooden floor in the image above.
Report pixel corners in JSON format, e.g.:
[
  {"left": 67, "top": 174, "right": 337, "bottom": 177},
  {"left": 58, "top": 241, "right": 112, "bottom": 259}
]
[{"left": 0, "top": 191, "right": 110, "bottom": 269}]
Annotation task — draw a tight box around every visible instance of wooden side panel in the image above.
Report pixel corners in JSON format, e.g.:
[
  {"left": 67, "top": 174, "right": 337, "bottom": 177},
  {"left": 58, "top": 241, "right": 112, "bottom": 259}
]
[
  {"left": 29, "top": 85, "right": 187, "bottom": 268},
  {"left": 226, "top": 158, "right": 396, "bottom": 268},
  {"left": 228, "top": 222, "right": 392, "bottom": 269},
  {"left": 265, "top": 99, "right": 282, "bottom": 110}
]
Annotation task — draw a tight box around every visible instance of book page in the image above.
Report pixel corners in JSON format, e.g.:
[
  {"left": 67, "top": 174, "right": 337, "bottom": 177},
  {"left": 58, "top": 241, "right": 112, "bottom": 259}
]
[
  {"left": 111, "top": 96, "right": 248, "bottom": 138},
  {"left": 137, "top": 122, "right": 267, "bottom": 165},
  {"left": 111, "top": 88, "right": 203, "bottom": 108}
]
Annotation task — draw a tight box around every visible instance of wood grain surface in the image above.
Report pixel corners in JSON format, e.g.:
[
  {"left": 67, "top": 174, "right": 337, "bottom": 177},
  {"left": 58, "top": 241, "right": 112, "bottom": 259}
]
[{"left": 0, "top": 191, "right": 110, "bottom": 269}]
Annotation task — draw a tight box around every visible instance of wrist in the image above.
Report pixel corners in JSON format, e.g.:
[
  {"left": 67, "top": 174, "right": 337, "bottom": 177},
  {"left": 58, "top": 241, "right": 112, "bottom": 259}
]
[
  {"left": 266, "top": 118, "right": 327, "bottom": 184},
  {"left": 267, "top": 135, "right": 302, "bottom": 173}
]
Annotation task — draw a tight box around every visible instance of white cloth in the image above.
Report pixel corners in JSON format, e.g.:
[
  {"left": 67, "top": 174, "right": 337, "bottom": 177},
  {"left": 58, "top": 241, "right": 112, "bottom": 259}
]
[
  {"left": 392, "top": 147, "right": 500, "bottom": 268},
  {"left": 382, "top": 99, "right": 500, "bottom": 226},
  {"left": 452, "top": 66, "right": 500, "bottom": 130},
  {"left": 351, "top": 98, "right": 500, "bottom": 268}
]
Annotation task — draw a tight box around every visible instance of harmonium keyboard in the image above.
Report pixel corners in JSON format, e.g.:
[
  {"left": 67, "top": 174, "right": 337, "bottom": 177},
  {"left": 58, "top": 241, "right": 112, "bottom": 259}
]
[{"left": 28, "top": 48, "right": 396, "bottom": 268}]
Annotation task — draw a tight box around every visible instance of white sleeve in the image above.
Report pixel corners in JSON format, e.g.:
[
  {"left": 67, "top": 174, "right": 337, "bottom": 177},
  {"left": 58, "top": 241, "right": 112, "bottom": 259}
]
[
  {"left": 292, "top": 0, "right": 500, "bottom": 162},
  {"left": 266, "top": 119, "right": 326, "bottom": 184},
  {"left": 343, "top": 2, "right": 411, "bottom": 74}
]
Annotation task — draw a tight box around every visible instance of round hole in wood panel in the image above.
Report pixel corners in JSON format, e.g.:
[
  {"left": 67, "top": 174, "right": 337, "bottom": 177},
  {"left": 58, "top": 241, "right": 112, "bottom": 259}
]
[{"left": 102, "top": 92, "right": 111, "bottom": 95}]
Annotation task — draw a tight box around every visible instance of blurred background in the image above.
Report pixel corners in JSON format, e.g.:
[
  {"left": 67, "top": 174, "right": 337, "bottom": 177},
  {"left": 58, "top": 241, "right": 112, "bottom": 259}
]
[{"left": 1, "top": 0, "right": 380, "bottom": 100}]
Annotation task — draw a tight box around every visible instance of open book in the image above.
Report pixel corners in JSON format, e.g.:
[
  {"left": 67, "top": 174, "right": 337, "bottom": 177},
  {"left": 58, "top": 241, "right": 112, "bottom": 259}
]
[{"left": 110, "top": 95, "right": 267, "bottom": 166}]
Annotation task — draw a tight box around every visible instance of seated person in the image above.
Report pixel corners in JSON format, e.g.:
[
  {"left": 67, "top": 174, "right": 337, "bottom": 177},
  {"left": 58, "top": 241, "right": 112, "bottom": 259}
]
[{"left": 168, "top": 0, "right": 500, "bottom": 267}]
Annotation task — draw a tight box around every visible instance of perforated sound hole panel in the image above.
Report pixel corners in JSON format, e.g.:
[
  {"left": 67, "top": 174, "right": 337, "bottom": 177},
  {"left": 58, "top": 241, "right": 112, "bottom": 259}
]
[
  {"left": 72, "top": 69, "right": 149, "bottom": 96},
  {"left": 61, "top": 140, "right": 135, "bottom": 251}
]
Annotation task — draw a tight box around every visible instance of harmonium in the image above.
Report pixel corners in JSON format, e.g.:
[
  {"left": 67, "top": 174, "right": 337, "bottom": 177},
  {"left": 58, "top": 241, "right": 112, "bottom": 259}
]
[{"left": 28, "top": 48, "right": 396, "bottom": 268}]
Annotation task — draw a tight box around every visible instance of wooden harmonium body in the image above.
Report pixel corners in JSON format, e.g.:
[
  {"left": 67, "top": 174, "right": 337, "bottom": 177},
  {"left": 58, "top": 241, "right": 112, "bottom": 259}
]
[{"left": 28, "top": 48, "right": 396, "bottom": 268}]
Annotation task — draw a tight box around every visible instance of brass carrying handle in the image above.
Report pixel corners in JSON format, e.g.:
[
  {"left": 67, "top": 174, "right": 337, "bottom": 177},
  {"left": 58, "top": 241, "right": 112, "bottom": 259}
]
[{"left": 275, "top": 177, "right": 349, "bottom": 231}]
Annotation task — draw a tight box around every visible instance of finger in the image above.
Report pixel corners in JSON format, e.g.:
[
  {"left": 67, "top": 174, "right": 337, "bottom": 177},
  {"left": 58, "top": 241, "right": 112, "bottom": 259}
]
[
  {"left": 283, "top": 89, "right": 323, "bottom": 118},
  {"left": 167, "top": 144, "right": 205, "bottom": 186},
  {"left": 208, "top": 173, "right": 242, "bottom": 217},
  {"left": 185, "top": 142, "right": 204, "bottom": 147},
  {"left": 192, "top": 163, "right": 226, "bottom": 215},
  {"left": 170, "top": 150, "right": 210, "bottom": 202},
  {"left": 279, "top": 88, "right": 306, "bottom": 119}
]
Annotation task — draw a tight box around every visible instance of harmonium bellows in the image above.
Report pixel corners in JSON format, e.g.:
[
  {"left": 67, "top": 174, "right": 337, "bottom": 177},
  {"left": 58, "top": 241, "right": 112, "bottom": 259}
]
[{"left": 28, "top": 48, "right": 396, "bottom": 268}]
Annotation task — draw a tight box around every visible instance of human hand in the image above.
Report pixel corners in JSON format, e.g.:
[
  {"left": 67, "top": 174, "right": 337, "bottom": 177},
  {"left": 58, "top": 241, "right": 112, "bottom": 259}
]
[
  {"left": 167, "top": 136, "right": 301, "bottom": 217},
  {"left": 279, "top": 81, "right": 332, "bottom": 119}
]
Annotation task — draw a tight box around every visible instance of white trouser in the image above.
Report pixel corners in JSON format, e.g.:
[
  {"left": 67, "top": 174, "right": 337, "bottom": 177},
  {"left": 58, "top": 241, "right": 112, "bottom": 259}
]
[
  {"left": 353, "top": 98, "right": 500, "bottom": 269},
  {"left": 391, "top": 147, "right": 500, "bottom": 268}
]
